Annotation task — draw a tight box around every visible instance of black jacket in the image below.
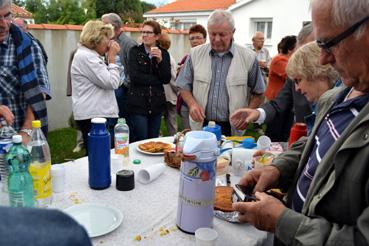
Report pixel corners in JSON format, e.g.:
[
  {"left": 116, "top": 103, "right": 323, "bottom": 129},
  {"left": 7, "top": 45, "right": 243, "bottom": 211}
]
[
  {"left": 127, "top": 44, "right": 171, "bottom": 115},
  {"left": 262, "top": 78, "right": 312, "bottom": 142}
]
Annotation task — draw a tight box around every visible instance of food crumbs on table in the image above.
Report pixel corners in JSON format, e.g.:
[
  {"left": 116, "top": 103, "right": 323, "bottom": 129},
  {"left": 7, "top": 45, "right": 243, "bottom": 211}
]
[
  {"left": 159, "top": 226, "right": 170, "bottom": 236},
  {"left": 68, "top": 192, "right": 82, "bottom": 204},
  {"left": 134, "top": 235, "right": 142, "bottom": 241},
  {"left": 169, "top": 226, "right": 177, "bottom": 232}
]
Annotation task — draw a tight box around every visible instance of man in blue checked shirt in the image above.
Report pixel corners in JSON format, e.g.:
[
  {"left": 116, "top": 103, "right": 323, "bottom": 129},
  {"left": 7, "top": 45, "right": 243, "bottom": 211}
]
[
  {"left": 232, "top": 0, "right": 369, "bottom": 245},
  {"left": 0, "top": 0, "right": 51, "bottom": 142}
]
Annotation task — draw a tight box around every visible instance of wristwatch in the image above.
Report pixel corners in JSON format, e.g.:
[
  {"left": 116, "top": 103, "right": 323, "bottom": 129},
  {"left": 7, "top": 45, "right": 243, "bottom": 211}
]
[{"left": 20, "top": 128, "right": 32, "bottom": 137}]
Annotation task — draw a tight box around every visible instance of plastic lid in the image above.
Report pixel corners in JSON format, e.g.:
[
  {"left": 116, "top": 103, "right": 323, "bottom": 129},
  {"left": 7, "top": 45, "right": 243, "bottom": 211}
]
[
  {"left": 133, "top": 159, "right": 141, "bottom": 165},
  {"left": 12, "top": 134, "right": 22, "bottom": 143},
  {"left": 208, "top": 121, "right": 216, "bottom": 128},
  {"left": 257, "top": 135, "right": 271, "bottom": 150},
  {"left": 32, "top": 120, "right": 41, "bottom": 128},
  {"left": 118, "top": 118, "right": 126, "bottom": 124},
  {"left": 91, "top": 118, "right": 107, "bottom": 124},
  {"left": 242, "top": 138, "right": 256, "bottom": 149}
]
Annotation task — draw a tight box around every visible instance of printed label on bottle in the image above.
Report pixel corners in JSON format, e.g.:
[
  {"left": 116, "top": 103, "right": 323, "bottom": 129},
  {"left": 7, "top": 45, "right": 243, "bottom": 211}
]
[
  {"left": 9, "top": 191, "right": 25, "bottom": 207},
  {"left": 29, "top": 161, "right": 52, "bottom": 199},
  {"left": 115, "top": 133, "right": 129, "bottom": 157}
]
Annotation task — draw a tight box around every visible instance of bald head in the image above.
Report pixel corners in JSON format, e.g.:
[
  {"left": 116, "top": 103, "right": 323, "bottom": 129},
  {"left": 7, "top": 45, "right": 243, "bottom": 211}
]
[
  {"left": 252, "top": 31, "right": 265, "bottom": 50},
  {"left": 253, "top": 32, "right": 264, "bottom": 40}
]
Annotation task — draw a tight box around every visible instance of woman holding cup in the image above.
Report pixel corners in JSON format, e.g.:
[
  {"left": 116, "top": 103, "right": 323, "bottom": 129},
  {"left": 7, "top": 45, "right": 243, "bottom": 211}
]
[{"left": 127, "top": 20, "right": 171, "bottom": 142}]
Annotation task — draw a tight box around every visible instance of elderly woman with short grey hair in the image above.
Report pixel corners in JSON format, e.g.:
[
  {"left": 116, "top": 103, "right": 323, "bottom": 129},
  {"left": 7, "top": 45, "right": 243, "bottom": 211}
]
[
  {"left": 286, "top": 41, "right": 340, "bottom": 134},
  {"left": 71, "top": 20, "right": 122, "bottom": 154},
  {"left": 286, "top": 41, "right": 340, "bottom": 104}
]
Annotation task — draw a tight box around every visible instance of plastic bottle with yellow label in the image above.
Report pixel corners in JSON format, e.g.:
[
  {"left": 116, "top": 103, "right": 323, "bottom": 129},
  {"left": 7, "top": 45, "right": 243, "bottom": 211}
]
[{"left": 27, "top": 120, "right": 52, "bottom": 207}]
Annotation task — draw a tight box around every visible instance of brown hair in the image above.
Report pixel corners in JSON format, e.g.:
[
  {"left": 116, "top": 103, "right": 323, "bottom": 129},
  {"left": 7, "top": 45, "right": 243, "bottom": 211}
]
[
  {"left": 158, "top": 32, "right": 171, "bottom": 50},
  {"left": 143, "top": 20, "right": 161, "bottom": 35},
  {"left": 189, "top": 24, "right": 207, "bottom": 39}
]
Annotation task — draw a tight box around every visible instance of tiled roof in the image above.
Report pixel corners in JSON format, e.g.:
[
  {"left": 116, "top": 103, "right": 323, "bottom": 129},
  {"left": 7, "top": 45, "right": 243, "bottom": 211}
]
[
  {"left": 146, "top": 0, "right": 236, "bottom": 14},
  {"left": 11, "top": 4, "right": 33, "bottom": 18},
  {"left": 27, "top": 24, "right": 189, "bottom": 34}
]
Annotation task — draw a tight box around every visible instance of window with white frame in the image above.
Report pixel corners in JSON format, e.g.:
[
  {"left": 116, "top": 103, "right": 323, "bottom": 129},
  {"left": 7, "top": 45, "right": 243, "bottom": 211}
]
[{"left": 252, "top": 18, "right": 273, "bottom": 42}]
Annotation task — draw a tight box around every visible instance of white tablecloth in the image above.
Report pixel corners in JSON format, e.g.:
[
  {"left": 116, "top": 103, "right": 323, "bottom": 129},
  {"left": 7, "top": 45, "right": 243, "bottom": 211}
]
[{"left": 53, "top": 137, "right": 273, "bottom": 246}]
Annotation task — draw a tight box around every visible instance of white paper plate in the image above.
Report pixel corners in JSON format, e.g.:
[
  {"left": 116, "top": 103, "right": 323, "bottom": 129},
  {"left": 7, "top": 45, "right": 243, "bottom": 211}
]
[
  {"left": 136, "top": 141, "right": 174, "bottom": 155},
  {"left": 64, "top": 203, "right": 123, "bottom": 238}
]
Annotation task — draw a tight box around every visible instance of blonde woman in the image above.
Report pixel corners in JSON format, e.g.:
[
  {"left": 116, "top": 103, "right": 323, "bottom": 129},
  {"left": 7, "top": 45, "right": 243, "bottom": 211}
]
[
  {"left": 286, "top": 41, "right": 340, "bottom": 104},
  {"left": 286, "top": 41, "right": 340, "bottom": 133},
  {"left": 71, "top": 20, "right": 121, "bottom": 153}
]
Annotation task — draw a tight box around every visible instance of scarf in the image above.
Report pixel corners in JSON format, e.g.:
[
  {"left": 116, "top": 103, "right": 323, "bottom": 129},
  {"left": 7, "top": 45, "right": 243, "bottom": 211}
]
[{"left": 9, "top": 24, "right": 48, "bottom": 134}]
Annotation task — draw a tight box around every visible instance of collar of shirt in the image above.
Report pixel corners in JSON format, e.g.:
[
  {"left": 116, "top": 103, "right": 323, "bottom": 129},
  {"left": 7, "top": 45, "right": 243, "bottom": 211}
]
[
  {"left": 209, "top": 41, "right": 235, "bottom": 57},
  {"left": 0, "top": 34, "right": 11, "bottom": 48},
  {"left": 333, "top": 87, "right": 369, "bottom": 112}
]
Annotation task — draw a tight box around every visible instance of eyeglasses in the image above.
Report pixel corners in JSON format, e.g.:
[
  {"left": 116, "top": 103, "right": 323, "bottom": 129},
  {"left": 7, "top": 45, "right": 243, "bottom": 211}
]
[
  {"left": 317, "top": 15, "right": 369, "bottom": 53},
  {"left": 189, "top": 36, "right": 204, "bottom": 41},
  {"left": 141, "top": 31, "right": 155, "bottom": 36},
  {"left": 0, "top": 12, "right": 12, "bottom": 21}
]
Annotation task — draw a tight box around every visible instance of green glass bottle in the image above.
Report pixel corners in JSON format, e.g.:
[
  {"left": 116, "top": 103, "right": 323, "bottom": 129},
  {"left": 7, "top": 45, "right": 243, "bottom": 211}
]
[{"left": 7, "top": 135, "right": 35, "bottom": 207}]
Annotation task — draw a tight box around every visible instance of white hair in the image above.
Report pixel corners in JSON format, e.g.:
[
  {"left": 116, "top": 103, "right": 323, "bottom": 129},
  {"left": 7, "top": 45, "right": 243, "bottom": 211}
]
[
  {"left": 207, "top": 9, "right": 235, "bottom": 30},
  {"left": 101, "top": 13, "right": 122, "bottom": 31},
  {"left": 329, "top": 0, "right": 369, "bottom": 37}
]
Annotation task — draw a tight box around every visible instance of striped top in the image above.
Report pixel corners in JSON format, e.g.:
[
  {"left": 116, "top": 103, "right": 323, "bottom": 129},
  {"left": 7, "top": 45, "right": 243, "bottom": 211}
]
[{"left": 292, "top": 87, "right": 369, "bottom": 212}]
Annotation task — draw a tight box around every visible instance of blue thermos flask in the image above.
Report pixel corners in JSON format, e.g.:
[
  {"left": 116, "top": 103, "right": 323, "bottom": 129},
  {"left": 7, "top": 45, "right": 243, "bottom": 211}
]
[{"left": 88, "top": 118, "right": 111, "bottom": 189}]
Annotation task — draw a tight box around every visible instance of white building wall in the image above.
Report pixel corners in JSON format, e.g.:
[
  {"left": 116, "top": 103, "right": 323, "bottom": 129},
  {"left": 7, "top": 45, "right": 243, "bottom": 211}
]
[{"left": 232, "top": 0, "right": 311, "bottom": 56}]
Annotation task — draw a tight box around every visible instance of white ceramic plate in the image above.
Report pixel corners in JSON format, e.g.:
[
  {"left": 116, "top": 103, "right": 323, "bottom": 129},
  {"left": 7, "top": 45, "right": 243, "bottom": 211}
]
[
  {"left": 64, "top": 203, "right": 123, "bottom": 238},
  {"left": 136, "top": 141, "right": 174, "bottom": 155}
]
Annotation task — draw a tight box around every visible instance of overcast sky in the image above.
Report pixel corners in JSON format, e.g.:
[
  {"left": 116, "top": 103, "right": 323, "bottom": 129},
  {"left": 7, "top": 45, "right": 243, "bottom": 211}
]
[{"left": 142, "top": 0, "right": 169, "bottom": 7}]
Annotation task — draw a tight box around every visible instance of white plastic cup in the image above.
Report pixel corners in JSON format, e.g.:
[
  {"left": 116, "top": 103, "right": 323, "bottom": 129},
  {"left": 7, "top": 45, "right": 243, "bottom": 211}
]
[
  {"left": 111, "top": 154, "right": 124, "bottom": 174},
  {"left": 257, "top": 135, "right": 272, "bottom": 150},
  {"left": 231, "top": 148, "right": 256, "bottom": 176},
  {"left": 195, "top": 227, "right": 218, "bottom": 246},
  {"left": 50, "top": 164, "right": 65, "bottom": 193},
  {"left": 137, "top": 163, "right": 166, "bottom": 184}
]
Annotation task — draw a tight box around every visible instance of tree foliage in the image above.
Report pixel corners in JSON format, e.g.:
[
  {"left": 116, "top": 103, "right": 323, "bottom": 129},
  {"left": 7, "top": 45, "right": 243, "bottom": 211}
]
[
  {"left": 23, "top": 0, "right": 156, "bottom": 25},
  {"left": 13, "top": 0, "right": 25, "bottom": 7}
]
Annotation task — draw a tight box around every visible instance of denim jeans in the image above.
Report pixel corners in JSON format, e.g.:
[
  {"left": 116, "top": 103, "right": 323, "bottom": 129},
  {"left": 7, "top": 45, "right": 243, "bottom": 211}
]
[
  {"left": 0, "top": 206, "right": 91, "bottom": 246},
  {"left": 130, "top": 114, "right": 162, "bottom": 142}
]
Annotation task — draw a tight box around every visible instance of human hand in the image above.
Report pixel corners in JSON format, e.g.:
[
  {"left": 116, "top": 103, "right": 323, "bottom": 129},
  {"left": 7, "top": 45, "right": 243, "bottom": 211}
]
[
  {"left": 188, "top": 102, "right": 205, "bottom": 122},
  {"left": 0, "top": 105, "right": 14, "bottom": 125},
  {"left": 107, "top": 40, "right": 120, "bottom": 62},
  {"left": 230, "top": 108, "right": 260, "bottom": 130},
  {"left": 232, "top": 192, "right": 286, "bottom": 232},
  {"left": 258, "top": 60, "right": 267, "bottom": 68},
  {"left": 238, "top": 165, "right": 280, "bottom": 192},
  {"left": 150, "top": 47, "right": 162, "bottom": 63}
]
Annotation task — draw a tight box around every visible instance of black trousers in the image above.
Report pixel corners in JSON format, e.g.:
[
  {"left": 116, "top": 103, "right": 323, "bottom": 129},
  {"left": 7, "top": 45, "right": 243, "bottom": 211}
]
[{"left": 76, "top": 118, "right": 117, "bottom": 155}]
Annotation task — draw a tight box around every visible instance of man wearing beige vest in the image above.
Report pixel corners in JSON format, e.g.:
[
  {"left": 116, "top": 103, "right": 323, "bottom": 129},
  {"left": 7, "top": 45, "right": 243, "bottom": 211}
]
[{"left": 176, "top": 10, "right": 265, "bottom": 136}]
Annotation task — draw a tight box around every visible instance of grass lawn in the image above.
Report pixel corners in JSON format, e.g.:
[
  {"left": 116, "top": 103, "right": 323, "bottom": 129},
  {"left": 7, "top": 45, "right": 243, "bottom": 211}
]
[
  {"left": 48, "top": 117, "right": 184, "bottom": 164},
  {"left": 48, "top": 117, "right": 262, "bottom": 164},
  {"left": 48, "top": 127, "right": 86, "bottom": 164}
]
